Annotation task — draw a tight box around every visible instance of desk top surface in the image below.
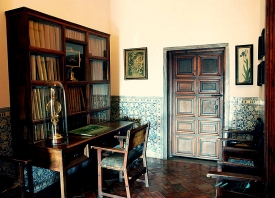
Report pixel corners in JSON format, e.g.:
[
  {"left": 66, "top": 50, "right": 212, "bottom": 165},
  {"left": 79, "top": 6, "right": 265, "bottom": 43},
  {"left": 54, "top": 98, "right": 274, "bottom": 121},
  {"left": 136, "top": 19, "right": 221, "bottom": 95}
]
[{"left": 32, "top": 121, "right": 134, "bottom": 150}]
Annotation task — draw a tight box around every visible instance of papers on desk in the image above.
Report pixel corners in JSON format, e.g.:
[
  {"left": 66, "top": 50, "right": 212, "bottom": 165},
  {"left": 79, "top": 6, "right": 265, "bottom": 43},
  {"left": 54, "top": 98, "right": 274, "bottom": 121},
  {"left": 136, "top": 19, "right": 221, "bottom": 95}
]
[{"left": 69, "top": 124, "right": 113, "bottom": 136}]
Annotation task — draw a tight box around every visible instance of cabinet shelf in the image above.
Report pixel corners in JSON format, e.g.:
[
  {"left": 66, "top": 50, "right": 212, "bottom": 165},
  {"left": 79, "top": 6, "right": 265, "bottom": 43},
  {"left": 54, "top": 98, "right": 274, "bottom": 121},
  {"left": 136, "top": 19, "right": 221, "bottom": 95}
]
[
  {"left": 89, "top": 55, "right": 109, "bottom": 60},
  {"left": 29, "top": 46, "right": 64, "bottom": 55},
  {"left": 5, "top": 7, "right": 111, "bottom": 147},
  {"left": 65, "top": 38, "right": 87, "bottom": 45}
]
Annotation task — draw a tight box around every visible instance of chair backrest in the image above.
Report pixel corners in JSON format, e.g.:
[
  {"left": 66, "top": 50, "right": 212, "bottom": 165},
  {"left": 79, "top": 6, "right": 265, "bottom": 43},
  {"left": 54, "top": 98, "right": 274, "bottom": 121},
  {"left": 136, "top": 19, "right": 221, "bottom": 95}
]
[{"left": 128, "top": 123, "right": 149, "bottom": 151}]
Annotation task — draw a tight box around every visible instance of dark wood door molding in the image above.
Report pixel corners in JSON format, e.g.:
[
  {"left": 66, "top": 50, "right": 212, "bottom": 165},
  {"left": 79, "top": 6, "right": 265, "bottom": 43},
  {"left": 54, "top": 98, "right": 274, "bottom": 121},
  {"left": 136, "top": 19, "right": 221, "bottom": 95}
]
[
  {"left": 168, "top": 49, "right": 224, "bottom": 160},
  {"left": 265, "top": 0, "right": 275, "bottom": 196}
]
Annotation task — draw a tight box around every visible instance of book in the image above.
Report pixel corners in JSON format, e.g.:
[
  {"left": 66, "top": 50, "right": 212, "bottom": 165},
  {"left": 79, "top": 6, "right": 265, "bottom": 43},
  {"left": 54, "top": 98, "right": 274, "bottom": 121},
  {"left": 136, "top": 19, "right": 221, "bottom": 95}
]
[
  {"left": 40, "top": 56, "right": 47, "bottom": 81},
  {"left": 55, "top": 26, "right": 61, "bottom": 50},
  {"left": 33, "top": 89, "right": 40, "bottom": 119},
  {"left": 33, "top": 21, "right": 40, "bottom": 48},
  {"left": 38, "top": 23, "right": 45, "bottom": 48},
  {"left": 69, "top": 124, "right": 113, "bottom": 137},
  {"left": 80, "top": 87, "right": 85, "bottom": 109},
  {"left": 29, "top": 20, "right": 35, "bottom": 46},
  {"left": 32, "top": 90, "right": 37, "bottom": 120},
  {"left": 44, "top": 24, "right": 51, "bottom": 49},
  {"left": 30, "top": 55, "right": 36, "bottom": 80},
  {"left": 36, "top": 55, "right": 44, "bottom": 80}
]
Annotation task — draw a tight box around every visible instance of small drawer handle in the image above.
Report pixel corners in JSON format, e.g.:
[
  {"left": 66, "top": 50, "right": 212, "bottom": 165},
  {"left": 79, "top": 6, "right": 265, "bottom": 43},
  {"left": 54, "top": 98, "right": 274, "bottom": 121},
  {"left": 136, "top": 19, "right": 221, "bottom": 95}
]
[{"left": 73, "top": 153, "right": 78, "bottom": 158}]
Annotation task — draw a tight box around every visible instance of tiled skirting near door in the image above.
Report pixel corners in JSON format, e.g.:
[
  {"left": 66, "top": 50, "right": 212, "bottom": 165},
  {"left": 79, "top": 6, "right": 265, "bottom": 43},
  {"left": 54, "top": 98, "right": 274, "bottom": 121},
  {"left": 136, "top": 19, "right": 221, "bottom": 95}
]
[
  {"left": 0, "top": 96, "right": 265, "bottom": 193},
  {"left": 111, "top": 96, "right": 265, "bottom": 159},
  {"left": 111, "top": 96, "right": 163, "bottom": 159},
  {"left": 228, "top": 97, "right": 265, "bottom": 131},
  {"left": 0, "top": 96, "right": 265, "bottom": 159}
]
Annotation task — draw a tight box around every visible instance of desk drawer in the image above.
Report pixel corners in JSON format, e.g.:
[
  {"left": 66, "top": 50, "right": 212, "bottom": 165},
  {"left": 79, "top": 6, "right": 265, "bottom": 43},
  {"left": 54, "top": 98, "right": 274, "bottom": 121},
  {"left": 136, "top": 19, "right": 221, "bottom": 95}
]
[{"left": 64, "top": 145, "right": 88, "bottom": 169}]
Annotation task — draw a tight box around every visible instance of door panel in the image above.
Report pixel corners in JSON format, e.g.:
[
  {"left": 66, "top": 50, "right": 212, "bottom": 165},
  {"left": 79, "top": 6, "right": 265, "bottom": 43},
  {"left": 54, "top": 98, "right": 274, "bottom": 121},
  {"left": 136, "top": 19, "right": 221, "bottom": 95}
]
[
  {"left": 199, "top": 80, "right": 220, "bottom": 94},
  {"left": 169, "top": 49, "right": 224, "bottom": 160},
  {"left": 176, "top": 119, "right": 195, "bottom": 134},
  {"left": 175, "top": 55, "right": 196, "bottom": 77},
  {"left": 198, "top": 120, "right": 220, "bottom": 135},
  {"left": 175, "top": 135, "right": 196, "bottom": 156},
  {"left": 199, "top": 97, "right": 220, "bottom": 117},
  {"left": 176, "top": 80, "right": 196, "bottom": 94},
  {"left": 198, "top": 137, "right": 219, "bottom": 159},
  {"left": 175, "top": 96, "right": 196, "bottom": 116},
  {"left": 198, "top": 54, "right": 221, "bottom": 76}
]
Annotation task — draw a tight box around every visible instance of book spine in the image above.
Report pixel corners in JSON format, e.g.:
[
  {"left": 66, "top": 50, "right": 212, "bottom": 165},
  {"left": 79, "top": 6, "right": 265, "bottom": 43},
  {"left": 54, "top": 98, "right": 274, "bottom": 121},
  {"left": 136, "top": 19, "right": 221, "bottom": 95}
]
[{"left": 29, "top": 20, "right": 35, "bottom": 46}]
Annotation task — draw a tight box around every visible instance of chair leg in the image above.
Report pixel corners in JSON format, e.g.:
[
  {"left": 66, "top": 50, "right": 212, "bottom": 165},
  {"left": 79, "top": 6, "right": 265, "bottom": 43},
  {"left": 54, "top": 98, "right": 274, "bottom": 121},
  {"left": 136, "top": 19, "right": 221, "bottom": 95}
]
[
  {"left": 97, "top": 165, "right": 103, "bottom": 198},
  {"left": 142, "top": 157, "right": 149, "bottom": 187},
  {"left": 123, "top": 170, "right": 131, "bottom": 198},
  {"left": 119, "top": 170, "right": 123, "bottom": 182}
]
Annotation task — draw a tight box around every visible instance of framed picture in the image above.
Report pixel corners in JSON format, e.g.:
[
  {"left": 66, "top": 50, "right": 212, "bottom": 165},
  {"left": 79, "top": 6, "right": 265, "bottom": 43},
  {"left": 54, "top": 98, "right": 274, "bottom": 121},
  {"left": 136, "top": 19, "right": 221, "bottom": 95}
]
[
  {"left": 124, "top": 47, "right": 148, "bottom": 79},
  {"left": 235, "top": 44, "right": 253, "bottom": 85},
  {"left": 258, "top": 36, "right": 263, "bottom": 60},
  {"left": 257, "top": 61, "right": 265, "bottom": 86},
  {"left": 257, "top": 64, "right": 262, "bottom": 86},
  {"left": 66, "top": 48, "right": 80, "bottom": 68},
  {"left": 261, "top": 28, "right": 265, "bottom": 57}
]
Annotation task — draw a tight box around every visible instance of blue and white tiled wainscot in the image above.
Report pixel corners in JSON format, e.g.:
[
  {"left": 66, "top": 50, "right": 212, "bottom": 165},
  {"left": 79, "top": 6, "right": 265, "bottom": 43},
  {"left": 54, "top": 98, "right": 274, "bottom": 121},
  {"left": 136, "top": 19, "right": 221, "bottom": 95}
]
[{"left": 111, "top": 96, "right": 163, "bottom": 159}]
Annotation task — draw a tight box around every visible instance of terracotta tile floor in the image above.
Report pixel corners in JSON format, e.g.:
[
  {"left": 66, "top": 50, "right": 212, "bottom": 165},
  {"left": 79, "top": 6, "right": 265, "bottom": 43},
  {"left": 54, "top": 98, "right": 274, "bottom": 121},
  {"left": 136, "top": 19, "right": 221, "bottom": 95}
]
[{"left": 78, "top": 157, "right": 218, "bottom": 198}]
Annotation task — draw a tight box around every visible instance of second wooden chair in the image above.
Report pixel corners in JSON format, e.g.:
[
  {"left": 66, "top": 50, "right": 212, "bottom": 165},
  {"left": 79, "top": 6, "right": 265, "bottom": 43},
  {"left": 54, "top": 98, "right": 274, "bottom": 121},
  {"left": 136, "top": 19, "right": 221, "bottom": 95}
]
[{"left": 91, "top": 122, "right": 150, "bottom": 198}]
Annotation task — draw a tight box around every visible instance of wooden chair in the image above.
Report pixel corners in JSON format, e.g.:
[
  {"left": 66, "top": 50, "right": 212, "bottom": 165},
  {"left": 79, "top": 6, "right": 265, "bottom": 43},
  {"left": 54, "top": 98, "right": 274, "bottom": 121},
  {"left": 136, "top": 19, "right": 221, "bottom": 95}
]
[
  {"left": 207, "top": 118, "right": 265, "bottom": 197},
  {"left": 0, "top": 155, "right": 31, "bottom": 198},
  {"left": 91, "top": 122, "right": 150, "bottom": 198}
]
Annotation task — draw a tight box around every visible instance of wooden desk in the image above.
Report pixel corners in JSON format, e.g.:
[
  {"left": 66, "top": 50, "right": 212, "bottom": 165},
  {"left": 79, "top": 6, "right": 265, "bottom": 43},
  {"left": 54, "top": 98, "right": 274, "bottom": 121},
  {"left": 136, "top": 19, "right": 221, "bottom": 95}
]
[{"left": 29, "top": 121, "right": 134, "bottom": 198}]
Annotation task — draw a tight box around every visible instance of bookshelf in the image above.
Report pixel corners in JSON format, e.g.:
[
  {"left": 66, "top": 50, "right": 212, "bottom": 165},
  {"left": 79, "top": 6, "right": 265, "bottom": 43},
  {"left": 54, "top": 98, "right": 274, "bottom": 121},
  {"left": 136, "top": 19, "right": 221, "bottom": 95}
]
[{"left": 5, "top": 7, "right": 111, "bottom": 149}]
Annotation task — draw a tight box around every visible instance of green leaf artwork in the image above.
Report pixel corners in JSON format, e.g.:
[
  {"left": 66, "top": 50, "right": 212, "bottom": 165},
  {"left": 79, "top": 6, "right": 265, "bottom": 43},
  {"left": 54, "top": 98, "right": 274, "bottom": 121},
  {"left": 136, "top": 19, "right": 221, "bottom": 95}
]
[{"left": 240, "top": 49, "right": 251, "bottom": 83}]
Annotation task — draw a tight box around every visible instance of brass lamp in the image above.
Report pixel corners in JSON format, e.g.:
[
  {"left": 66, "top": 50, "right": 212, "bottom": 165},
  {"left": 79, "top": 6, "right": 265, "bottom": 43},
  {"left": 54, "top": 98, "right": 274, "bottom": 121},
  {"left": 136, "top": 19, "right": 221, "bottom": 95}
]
[{"left": 44, "top": 80, "right": 68, "bottom": 145}]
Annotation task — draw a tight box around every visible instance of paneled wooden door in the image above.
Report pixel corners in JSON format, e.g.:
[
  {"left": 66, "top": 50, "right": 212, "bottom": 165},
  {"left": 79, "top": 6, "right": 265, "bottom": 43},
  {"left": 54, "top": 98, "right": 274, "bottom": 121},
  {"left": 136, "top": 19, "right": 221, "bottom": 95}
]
[{"left": 168, "top": 48, "right": 224, "bottom": 160}]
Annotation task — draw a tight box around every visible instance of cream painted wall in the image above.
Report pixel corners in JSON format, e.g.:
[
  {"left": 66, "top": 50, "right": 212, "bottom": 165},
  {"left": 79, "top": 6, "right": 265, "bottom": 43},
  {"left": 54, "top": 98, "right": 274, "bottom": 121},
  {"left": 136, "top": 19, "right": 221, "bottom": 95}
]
[
  {"left": 0, "top": 0, "right": 110, "bottom": 108},
  {"left": 0, "top": 0, "right": 265, "bottom": 107},
  {"left": 110, "top": 0, "right": 263, "bottom": 98}
]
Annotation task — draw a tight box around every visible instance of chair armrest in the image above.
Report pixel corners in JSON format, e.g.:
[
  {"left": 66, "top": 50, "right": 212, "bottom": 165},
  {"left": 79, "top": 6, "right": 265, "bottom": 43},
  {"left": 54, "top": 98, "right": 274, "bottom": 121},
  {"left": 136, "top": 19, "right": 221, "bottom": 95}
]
[
  {"left": 222, "top": 129, "right": 254, "bottom": 134},
  {"left": 114, "top": 135, "right": 127, "bottom": 139},
  {"left": 207, "top": 171, "right": 263, "bottom": 182},
  {"left": 219, "top": 138, "right": 255, "bottom": 143},
  {"left": 91, "top": 146, "right": 126, "bottom": 154},
  {"left": 0, "top": 155, "right": 31, "bottom": 164}
]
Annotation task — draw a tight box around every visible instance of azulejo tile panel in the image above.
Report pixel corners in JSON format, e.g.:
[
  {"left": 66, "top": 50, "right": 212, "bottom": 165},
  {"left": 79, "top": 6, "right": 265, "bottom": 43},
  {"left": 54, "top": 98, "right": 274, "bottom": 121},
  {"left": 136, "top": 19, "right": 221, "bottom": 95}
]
[
  {"left": 0, "top": 107, "right": 13, "bottom": 156},
  {"left": 229, "top": 97, "right": 265, "bottom": 130},
  {"left": 111, "top": 96, "right": 163, "bottom": 159}
]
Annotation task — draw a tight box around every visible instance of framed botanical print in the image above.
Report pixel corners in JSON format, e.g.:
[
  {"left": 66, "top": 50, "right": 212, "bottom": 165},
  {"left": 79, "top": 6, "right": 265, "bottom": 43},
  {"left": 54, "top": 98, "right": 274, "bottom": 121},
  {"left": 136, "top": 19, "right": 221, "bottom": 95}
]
[{"left": 235, "top": 44, "right": 253, "bottom": 85}]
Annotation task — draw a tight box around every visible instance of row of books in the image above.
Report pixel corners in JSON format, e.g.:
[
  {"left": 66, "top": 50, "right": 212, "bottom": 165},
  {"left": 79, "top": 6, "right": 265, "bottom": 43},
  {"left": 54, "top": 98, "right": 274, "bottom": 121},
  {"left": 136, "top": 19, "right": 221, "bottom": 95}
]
[
  {"left": 65, "top": 28, "right": 85, "bottom": 41},
  {"left": 90, "top": 60, "right": 107, "bottom": 80},
  {"left": 33, "top": 123, "right": 47, "bottom": 141},
  {"left": 30, "top": 55, "right": 61, "bottom": 81},
  {"left": 67, "top": 87, "right": 86, "bottom": 114},
  {"left": 88, "top": 35, "right": 106, "bottom": 57},
  {"left": 32, "top": 88, "right": 63, "bottom": 120},
  {"left": 29, "top": 20, "right": 61, "bottom": 50}
]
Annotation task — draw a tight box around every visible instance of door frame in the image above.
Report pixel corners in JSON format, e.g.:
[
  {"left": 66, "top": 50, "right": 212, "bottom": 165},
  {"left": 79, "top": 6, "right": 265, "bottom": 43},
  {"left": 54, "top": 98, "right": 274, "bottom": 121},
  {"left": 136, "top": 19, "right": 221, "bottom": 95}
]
[{"left": 162, "top": 43, "right": 230, "bottom": 159}]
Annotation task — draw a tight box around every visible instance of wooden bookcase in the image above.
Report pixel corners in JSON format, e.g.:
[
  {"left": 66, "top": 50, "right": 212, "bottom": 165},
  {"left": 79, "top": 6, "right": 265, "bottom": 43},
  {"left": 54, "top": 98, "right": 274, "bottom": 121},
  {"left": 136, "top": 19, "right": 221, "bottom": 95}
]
[{"left": 5, "top": 7, "right": 110, "bottom": 150}]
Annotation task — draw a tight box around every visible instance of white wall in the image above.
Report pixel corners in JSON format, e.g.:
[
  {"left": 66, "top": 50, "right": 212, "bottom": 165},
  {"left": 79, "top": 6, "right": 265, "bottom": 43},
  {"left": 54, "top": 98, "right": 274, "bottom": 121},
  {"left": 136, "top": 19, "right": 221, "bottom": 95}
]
[
  {"left": 110, "top": 0, "right": 263, "bottom": 98},
  {"left": 0, "top": 0, "right": 265, "bottom": 107},
  {"left": 0, "top": 0, "right": 110, "bottom": 107}
]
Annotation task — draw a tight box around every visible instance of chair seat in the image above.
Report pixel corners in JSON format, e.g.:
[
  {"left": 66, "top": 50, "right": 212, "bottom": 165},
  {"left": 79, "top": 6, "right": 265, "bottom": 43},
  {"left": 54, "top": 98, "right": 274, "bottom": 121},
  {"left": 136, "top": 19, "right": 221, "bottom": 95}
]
[{"left": 101, "top": 150, "right": 142, "bottom": 169}]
